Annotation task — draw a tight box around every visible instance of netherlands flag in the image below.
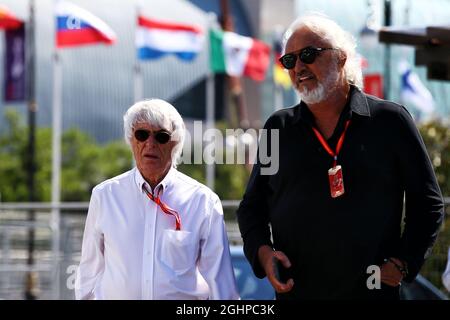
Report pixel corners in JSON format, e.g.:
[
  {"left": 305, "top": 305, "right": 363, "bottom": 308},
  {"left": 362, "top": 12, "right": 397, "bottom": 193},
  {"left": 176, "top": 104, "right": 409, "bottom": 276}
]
[
  {"left": 56, "top": 0, "right": 117, "bottom": 48},
  {"left": 136, "top": 15, "right": 204, "bottom": 61}
]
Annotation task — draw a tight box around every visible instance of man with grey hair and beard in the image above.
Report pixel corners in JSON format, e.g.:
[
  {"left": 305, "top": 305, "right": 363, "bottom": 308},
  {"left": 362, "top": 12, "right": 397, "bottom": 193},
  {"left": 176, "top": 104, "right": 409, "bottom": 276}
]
[
  {"left": 75, "top": 99, "right": 239, "bottom": 300},
  {"left": 236, "top": 13, "right": 443, "bottom": 300}
]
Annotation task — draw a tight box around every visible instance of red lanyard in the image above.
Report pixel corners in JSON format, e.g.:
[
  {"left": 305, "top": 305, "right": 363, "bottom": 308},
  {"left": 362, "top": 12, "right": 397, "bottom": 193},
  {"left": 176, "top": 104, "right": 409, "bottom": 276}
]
[
  {"left": 311, "top": 120, "right": 351, "bottom": 167},
  {"left": 143, "top": 185, "right": 181, "bottom": 231}
]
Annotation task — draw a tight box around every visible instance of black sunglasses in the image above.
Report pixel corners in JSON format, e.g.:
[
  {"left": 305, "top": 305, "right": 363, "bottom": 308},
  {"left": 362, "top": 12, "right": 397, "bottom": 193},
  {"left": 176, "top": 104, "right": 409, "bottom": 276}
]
[
  {"left": 279, "top": 46, "right": 337, "bottom": 69},
  {"left": 134, "top": 129, "right": 172, "bottom": 144}
]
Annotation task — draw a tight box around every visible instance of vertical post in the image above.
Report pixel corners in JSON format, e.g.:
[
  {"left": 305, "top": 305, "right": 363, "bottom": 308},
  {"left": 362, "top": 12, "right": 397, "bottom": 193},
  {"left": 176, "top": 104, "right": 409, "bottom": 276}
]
[
  {"left": 206, "top": 72, "right": 215, "bottom": 190},
  {"left": 24, "top": 0, "right": 39, "bottom": 300},
  {"left": 205, "top": 15, "right": 216, "bottom": 190},
  {"left": 134, "top": 5, "right": 143, "bottom": 103},
  {"left": 133, "top": 6, "right": 142, "bottom": 169},
  {"left": 273, "top": 26, "right": 284, "bottom": 112},
  {"left": 51, "top": 50, "right": 62, "bottom": 300},
  {"left": 384, "top": 0, "right": 392, "bottom": 100},
  {"left": 134, "top": 62, "right": 143, "bottom": 102}
]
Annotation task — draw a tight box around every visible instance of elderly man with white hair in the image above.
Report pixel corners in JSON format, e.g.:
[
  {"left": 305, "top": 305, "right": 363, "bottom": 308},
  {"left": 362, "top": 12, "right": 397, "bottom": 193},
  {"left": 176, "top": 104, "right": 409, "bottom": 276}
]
[{"left": 75, "top": 99, "right": 239, "bottom": 300}]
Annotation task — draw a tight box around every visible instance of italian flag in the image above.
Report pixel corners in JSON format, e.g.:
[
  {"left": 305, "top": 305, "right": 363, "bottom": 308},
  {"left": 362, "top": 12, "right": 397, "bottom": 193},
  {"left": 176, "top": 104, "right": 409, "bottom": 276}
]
[{"left": 209, "top": 29, "right": 270, "bottom": 82}]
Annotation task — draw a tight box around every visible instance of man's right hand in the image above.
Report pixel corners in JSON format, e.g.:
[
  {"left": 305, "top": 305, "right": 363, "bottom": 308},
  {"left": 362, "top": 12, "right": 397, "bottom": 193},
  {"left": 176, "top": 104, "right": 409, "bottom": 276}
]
[{"left": 258, "top": 245, "right": 294, "bottom": 293}]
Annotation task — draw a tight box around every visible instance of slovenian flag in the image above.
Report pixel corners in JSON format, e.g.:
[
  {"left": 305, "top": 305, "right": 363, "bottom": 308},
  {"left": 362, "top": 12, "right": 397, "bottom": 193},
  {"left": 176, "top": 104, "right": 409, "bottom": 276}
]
[
  {"left": 136, "top": 15, "right": 204, "bottom": 61},
  {"left": 0, "top": 5, "right": 23, "bottom": 29},
  {"left": 210, "top": 29, "right": 270, "bottom": 82},
  {"left": 55, "top": 0, "right": 117, "bottom": 48}
]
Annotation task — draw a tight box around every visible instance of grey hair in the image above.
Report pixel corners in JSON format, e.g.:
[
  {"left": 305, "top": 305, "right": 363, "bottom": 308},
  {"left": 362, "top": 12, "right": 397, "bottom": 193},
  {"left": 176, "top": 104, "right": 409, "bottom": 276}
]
[
  {"left": 123, "top": 99, "right": 185, "bottom": 167},
  {"left": 283, "top": 12, "right": 363, "bottom": 89}
]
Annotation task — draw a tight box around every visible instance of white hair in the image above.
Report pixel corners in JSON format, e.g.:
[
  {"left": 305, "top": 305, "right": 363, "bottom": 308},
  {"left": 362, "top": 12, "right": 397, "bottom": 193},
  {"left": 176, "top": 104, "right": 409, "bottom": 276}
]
[
  {"left": 284, "top": 13, "right": 363, "bottom": 89},
  {"left": 123, "top": 99, "right": 185, "bottom": 167}
]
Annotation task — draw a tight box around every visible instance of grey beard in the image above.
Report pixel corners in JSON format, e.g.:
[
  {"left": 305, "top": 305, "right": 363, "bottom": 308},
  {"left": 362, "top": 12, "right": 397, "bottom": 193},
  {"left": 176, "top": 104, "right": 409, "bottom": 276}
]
[
  {"left": 297, "top": 61, "right": 340, "bottom": 104},
  {"left": 298, "top": 83, "right": 328, "bottom": 104}
]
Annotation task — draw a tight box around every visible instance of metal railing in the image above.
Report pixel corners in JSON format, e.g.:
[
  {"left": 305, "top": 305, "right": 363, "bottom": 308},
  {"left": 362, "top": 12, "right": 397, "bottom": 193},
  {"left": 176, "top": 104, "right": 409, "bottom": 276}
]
[
  {"left": 0, "top": 201, "right": 242, "bottom": 300},
  {"left": 1, "top": 198, "right": 449, "bottom": 299}
]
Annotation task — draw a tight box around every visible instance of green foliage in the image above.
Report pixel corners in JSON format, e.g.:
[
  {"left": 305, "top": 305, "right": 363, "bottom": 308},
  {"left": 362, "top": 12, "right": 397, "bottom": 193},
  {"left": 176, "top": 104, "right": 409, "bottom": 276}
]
[
  {"left": 0, "top": 109, "right": 250, "bottom": 203},
  {"left": 0, "top": 109, "right": 27, "bottom": 201},
  {"left": 177, "top": 162, "right": 250, "bottom": 201},
  {"left": 0, "top": 108, "right": 133, "bottom": 202},
  {"left": 177, "top": 120, "right": 251, "bottom": 202},
  {"left": 418, "top": 121, "right": 450, "bottom": 196},
  {"left": 61, "top": 129, "right": 102, "bottom": 201}
]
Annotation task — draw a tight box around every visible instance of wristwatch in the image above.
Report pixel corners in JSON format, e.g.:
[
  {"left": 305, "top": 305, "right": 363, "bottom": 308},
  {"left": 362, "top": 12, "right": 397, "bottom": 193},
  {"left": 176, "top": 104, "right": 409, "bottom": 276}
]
[{"left": 384, "top": 258, "right": 409, "bottom": 277}]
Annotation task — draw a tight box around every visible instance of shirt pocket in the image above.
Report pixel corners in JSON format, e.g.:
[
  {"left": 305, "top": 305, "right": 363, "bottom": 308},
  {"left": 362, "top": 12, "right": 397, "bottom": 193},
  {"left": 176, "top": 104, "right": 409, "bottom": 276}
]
[{"left": 160, "top": 229, "right": 197, "bottom": 274}]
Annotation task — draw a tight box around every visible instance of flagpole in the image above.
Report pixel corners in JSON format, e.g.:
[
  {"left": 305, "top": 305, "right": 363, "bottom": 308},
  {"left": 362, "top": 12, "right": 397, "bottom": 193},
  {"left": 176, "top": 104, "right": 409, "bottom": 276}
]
[
  {"left": 51, "top": 49, "right": 62, "bottom": 300},
  {"left": 273, "top": 26, "right": 285, "bottom": 112},
  {"left": 205, "top": 14, "right": 216, "bottom": 190},
  {"left": 206, "top": 71, "right": 215, "bottom": 190},
  {"left": 24, "top": 0, "right": 39, "bottom": 300},
  {"left": 134, "top": 62, "right": 143, "bottom": 102},
  {"left": 134, "top": 4, "right": 143, "bottom": 103}
]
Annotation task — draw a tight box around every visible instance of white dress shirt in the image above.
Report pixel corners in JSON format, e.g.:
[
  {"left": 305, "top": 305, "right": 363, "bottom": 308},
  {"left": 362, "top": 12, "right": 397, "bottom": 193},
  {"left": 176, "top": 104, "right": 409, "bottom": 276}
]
[{"left": 75, "top": 167, "right": 239, "bottom": 300}]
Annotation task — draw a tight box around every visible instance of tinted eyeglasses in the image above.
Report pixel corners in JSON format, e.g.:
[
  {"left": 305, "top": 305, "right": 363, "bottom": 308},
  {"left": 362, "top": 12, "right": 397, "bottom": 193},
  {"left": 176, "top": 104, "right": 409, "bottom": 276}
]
[
  {"left": 279, "top": 46, "right": 337, "bottom": 69},
  {"left": 134, "top": 129, "right": 172, "bottom": 144}
]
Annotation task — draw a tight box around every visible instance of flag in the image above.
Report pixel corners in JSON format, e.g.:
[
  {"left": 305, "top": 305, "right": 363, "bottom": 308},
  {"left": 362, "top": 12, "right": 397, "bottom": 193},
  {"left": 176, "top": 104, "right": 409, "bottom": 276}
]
[
  {"left": 273, "top": 35, "right": 291, "bottom": 89},
  {"left": 4, "top": 24, "right": 26, "bottom": 101},
  {"left": 136, "top": 15, "right": 204, "bottom": 61},
  {"left": 363, "top": 73, "right": 383, "bottom": 98},
  {"left": 55, "top": 0, "right": 116, "bottom": 48},
  {"left": 0, "top": 5, "right": 23, "bottom": 30},
  {"left": 210, "top": 29, "right": 270, "bottom": 82},
  {"left": 399, "top": 61, "right": 434, "bottom": 115}
]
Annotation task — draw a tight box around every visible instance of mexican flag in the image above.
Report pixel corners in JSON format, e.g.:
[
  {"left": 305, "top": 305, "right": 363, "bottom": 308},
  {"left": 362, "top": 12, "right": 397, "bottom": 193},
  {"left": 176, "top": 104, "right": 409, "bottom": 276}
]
[{"left": 209, "top": 29, "right": 270, "bottom": 82}]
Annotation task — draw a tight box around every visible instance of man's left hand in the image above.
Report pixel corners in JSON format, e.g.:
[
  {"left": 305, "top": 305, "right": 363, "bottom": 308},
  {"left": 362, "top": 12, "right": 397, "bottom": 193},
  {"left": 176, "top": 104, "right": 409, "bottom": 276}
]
[{"left": 380, "top": 257, "right": 404, "bottom": 287}]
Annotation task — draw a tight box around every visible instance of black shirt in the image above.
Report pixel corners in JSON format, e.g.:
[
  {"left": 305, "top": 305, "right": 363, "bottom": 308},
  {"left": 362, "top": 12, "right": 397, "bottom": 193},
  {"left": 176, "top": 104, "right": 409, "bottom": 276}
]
[{"left": 236, "top": 86, "right": 444, "bottom": 299}]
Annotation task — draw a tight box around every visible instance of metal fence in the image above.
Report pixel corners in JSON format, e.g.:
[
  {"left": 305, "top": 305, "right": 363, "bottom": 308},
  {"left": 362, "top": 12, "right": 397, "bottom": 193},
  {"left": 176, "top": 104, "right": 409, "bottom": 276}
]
[
  {"left": 0, "top": 199, "right": 449, "bottom": 299},
  {"left": 0, "top": 201, "right": 243, "bottom": 300}
]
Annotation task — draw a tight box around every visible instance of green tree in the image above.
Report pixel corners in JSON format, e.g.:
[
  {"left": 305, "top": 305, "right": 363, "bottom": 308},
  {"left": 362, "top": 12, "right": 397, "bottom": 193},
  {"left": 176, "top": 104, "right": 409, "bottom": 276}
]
[
  {"left": 61, "top": 129, "right": 102, "bottom": 201},
  {"left": 0, "top": 108, "right": 133, "bottom": 202},
  {"left": 417, "top": 120, "right": 450, "bottom": 293},
  {"left": 0, "top": 109, "right": 27, "bottom": 201}
]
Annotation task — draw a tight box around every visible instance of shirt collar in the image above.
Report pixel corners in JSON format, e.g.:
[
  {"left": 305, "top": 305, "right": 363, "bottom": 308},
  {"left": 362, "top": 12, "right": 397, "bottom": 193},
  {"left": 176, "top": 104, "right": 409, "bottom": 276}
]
[
  {"left": 294, "top": 85, "right": 371, "bottom": 124},
  {"left": 348, "top": 85, "right": 371, "bottom": 117},
  {"left": 134, "top": 166, "right": 177, "bottom": 195}
]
